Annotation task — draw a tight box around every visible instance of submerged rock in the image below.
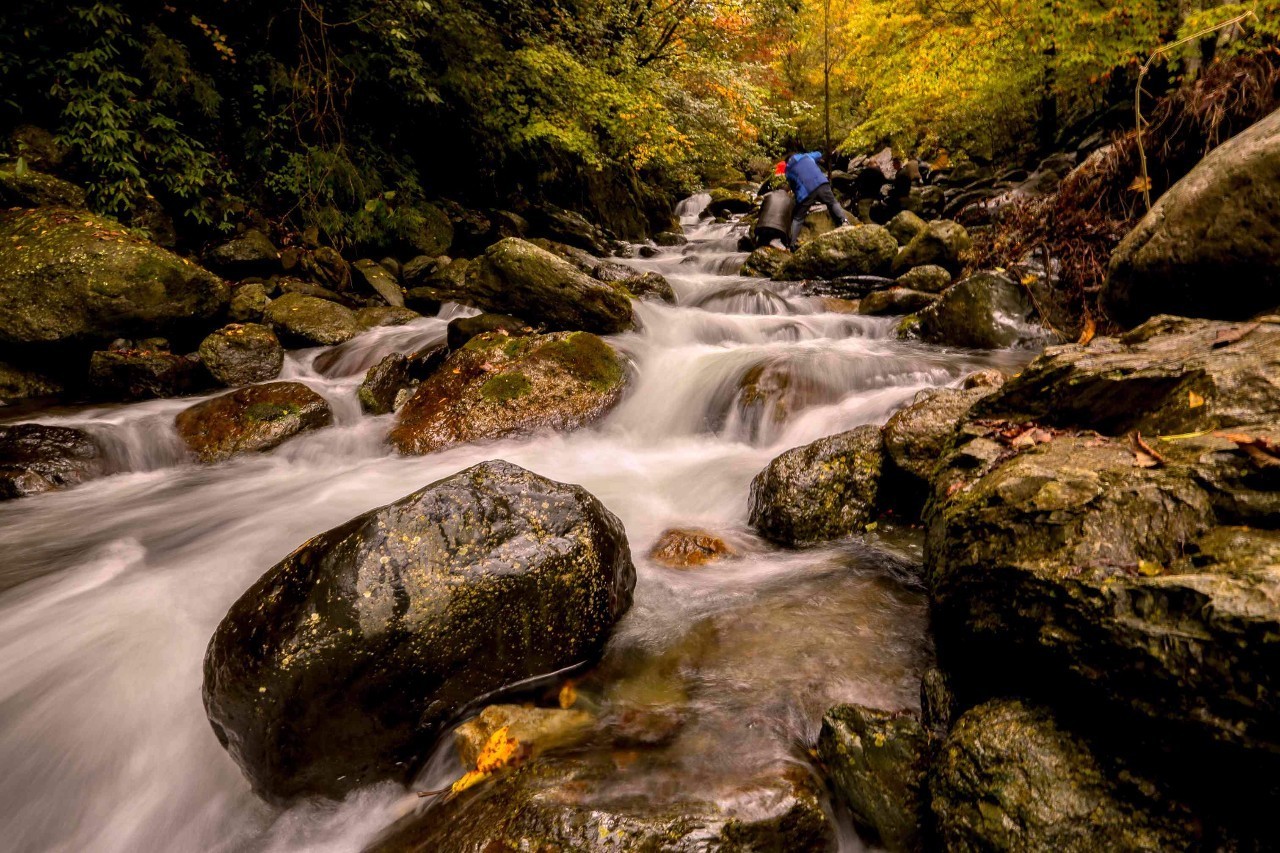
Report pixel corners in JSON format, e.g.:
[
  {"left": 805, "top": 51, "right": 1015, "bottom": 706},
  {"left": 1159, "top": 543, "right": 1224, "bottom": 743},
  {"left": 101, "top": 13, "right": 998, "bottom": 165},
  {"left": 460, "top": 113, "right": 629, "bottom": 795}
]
[
  {"left": 648, "top": 528, "right": 737, "bottom": 568},
  {"left": 454, "top": 704, "right": 594, "bottom": 768},
  {"left": 197, "top": 323, "right": 284, "bottom": 387},
  {"left": 916, "top": 271, "right": 1053, "bottom": 349},
  {"left": 819, "top": 704, "right": 929, "bottom": 852},
  {"left": 749, "top": 424, "right": 883, "bottom": 546},
  {"left": 1107, "top": 107, "right": 1280, "bottom": 326},
  {"left": 88, "top": 349, "right": 207, "bottom": 400},
  {"left": 202, "top": 460, "right": 635, "bottom": 800},
  {"left": 892, "top": 220, "right": 971, "bottom": 275},
  {"left": 0, "top": 424, "right": 105, "bottom": 500},
  {"left": 389, "top": 331, "right": 628, "bottom": 455},
  {"left": 776, "top": 225, "right": 898, "bottom": 281},
  {"left": 175, "top": 382, "right": 332, "bottom": 463},
  {"left": 0, "top": 208, "right": 228, "bottom": 347},
  {"left": 931, "top": 700, "right": 1195, "bottom": 852},
  {"left": 464, "top": 238, "right": 636, "bottom": 334},
  {"left": 264, "top": 292, "right": 358, "bottom": 347}
]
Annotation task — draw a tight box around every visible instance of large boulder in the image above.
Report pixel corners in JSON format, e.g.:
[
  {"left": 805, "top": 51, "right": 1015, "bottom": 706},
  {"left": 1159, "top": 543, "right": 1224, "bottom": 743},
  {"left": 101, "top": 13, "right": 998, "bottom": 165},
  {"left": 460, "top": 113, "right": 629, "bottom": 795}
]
[
  {"left": 413, "top": 203, "right": 454, "bottom": 256},
  {"left": 776, "top": 225, "right": 898, "bottom": 281},
  {"left": 819, "top": 704, "right": 930, "bottom": 852},
  {"left": 463, "top": 238, "right": 636, "bottom": 334},
  {"left": 892, "top": 220, "right": 971, "bottom": 275},
  {"left": 0, "top": 360, "right": 62, "bottom": 403},
  {"left": 748, "top": 424, "right": 883, "bottom": 546},
  {"left": 204, "top": 230, "right": 279, "bottom": 277},
  {"left": 263, "top": 292, "right": 358, "bottom": 347},
  {"left": 1106, "top": 108, "right": 1280, "bottom": 326},
  {"left": 0, "top": 208, "right": 228, "bottom": 347},
  {"left": 931, "top": 700, "right": 1195, "bottom": 852},
  {"left": 175, "top": 382, "right": 332, "bottom": 463},
  {"left": 0, "top": 424, "right": 105, "bottom": 500},
  {"left": 202, "top": 460, "right": 635, "bottom": 800},
  {"left": 197, "top": 323, "right": 284, "bottom": 387},
  {"left": 617, "top": 270, "right": 675, "bottom": 303},
  {"left": 916, "top": 271, "right": 1053, "bottom": 349},
  {"left": 886, "top": 210, "right": 928, "bottom": 247},
  {"left": 88, "top": 348, "right": 207, "bottom": 400},
  {"left": 389, "top": 331, "right": 628, "bottom": 455},
  {"left": 0, "top": 165, "right": 86, "bottom": 209},
  {"left": 882, "top": 386, "right": 991, "bottom": 509},
  {"left": 354, "top": 306, "right": 420, "bottom": 331},
  {"left": 706, "top": 187, "right": 754, "bottom": 217}
]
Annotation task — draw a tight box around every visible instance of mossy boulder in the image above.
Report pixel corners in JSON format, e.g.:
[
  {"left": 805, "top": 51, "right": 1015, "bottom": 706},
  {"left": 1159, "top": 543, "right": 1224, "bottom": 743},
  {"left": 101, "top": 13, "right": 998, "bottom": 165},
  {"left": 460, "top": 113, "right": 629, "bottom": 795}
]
[
  {"left": 0, "top": 166, "right": 86, "bottom": 208},
  {"left": 895, "top": 264, "right": 951, "bottom": 294},
  {"left": 464, "top": 238, "right": 636, "bottom": 334},
  {"left": 742, "top": 245, "right": 791, "bottom": 278},
  {"left": 749, "top": 424, "right": 883, "bottom": 546},
  {"left": 358, "top": 353, "right": 413, "bottom": 415},
  {"left": 858, "top": 287, "right": 938, "bottom": 316},
  {"left": 354, "top": 306, "right": 420, "bottom": 331},
  {"left": 204, "top": 230, "right": 279, "bottom": 277},
  {"left": 1106, "top": 108, "right": 1280, "bottom": 326},
  {"left": 368, "top": 757, "right": 832, "bottom": 853},
  {"left": 0, "top": 208, "right": 228, "bottom": 347},
  {"left": 88, "top": 348, "right": 207, "bottom": 400},
  {"left": 197, "top": 323, "right": 284, "bottom": 387},
  {"left": 931, "top": 700, "right": 1196, "bottom": 852},
  {"left": 618, "top": 270, "right": 675, "bottom": 303},
  {"left": 886, "top": 210, "right": 928, "bottom": 247},
  {"left": 0, "top": 424, "right": 105, "bottom": 500},
  {"left": 413, "top": 203, "right": 454, "bottom": 256},
  {"left": 0, "top": 360, "right": 62, "bottom": 403},
  {"left": 882, "top": 386, "right": 992, "bottom": 506},
  {"left": 706, "top": 186, "right": 754, "bottom": 216},
  {"left": 352, "top": 259, "right": 405, "bottom": 307},
  {"left": 776, "top": 225, "right": 898, "bottom": 281},
  {"left": 389, "top": 331, "right": 628, "bottom": 455},
  {"left": 892, "top": 220, "right": 971, "bottom": 275},
  {"left": 175, "top": 381, "right": 332, "bottom": 463},
  {"left": 445, "top": 312, "right": 535, "bottom": 351},
  {"left": 263, "top": 292, "right": 358, "bottom": 347},
  {"left": 202, "top": 460, "right": 635, "bottom": 801},
  {"left": 917, "top": 271, "right": 1054, "bottom": 349},
  {"left": 819, "top": 704, "right": 930, "bottom": 852},
  {"left": 228, "top": 282, "right": 270, "bottom": 324}
]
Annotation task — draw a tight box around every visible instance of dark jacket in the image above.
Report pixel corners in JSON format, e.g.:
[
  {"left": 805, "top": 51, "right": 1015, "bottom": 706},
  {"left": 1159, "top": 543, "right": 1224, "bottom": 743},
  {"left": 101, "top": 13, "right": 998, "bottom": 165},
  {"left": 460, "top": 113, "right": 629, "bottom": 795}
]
[{"left": 786, "top": 152, "right": 828, "bottom": 203}]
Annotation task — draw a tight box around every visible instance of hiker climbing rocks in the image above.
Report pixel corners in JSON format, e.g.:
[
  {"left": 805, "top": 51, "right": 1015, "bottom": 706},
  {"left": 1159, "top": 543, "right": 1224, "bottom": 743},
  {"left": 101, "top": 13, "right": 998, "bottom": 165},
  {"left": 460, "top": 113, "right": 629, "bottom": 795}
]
[{"left": 785, "top": 151, "right": 849, "bottom": 249}]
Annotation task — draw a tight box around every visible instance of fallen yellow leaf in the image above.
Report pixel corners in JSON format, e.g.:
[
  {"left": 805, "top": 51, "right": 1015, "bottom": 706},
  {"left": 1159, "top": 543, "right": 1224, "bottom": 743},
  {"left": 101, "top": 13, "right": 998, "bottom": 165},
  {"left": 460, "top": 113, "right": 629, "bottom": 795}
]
[
  {"left": 558, "top": 681, "right": 578, "bottom": 709},
  {"left": 1137, "top": 560, "right": 1163, "bottom": 577},
  {"left": 1188, "top": 390, "right": 1205, "bottom": 409}
]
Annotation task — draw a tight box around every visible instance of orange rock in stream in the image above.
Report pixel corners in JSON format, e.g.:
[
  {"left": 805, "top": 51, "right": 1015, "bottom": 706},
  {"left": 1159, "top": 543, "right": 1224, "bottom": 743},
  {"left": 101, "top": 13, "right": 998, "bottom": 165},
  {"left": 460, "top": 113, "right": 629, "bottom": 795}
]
[{"left": 648, "top": 528, "right": 737, "bottom": 568}]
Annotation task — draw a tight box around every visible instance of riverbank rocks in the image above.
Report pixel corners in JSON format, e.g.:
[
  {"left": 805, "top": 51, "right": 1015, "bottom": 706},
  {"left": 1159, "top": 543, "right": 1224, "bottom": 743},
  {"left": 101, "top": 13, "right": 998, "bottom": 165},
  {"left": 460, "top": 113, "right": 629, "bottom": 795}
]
[
  {"left": 202, "top": 460, "right": 635, "bottom": 800},
  {"left": 205, "top": 230, "right": 279, "bottom": 277},
  {"left": 775, "top": 225, "right": 897, "bottom": 281},
  {"left": 648, "top": 528, "right": 737, "bottom": 568},
  {"left": 264, "top": 292, "right": 358, "bottom": 346},
  {"left": 463, "top": 239, "right": 636, "bottom": 334},
  {"left": 1106, "top": 107, "right": 1280, "bottom": 326},
  {"left": 0, "top": 208, "right": 228, "bottom": 347},
  {"left": 389, "top": 331, "right": 628, "bottom": 455},
  {"left": 175, "top": 382, "right": 331, "bottom": 463},
  {"left": 916, "top": 271, "right": 1053, "bottom": 349},
  {"left": 858, "top": 287, "right": 938, "bottom": 316},
  {"left": 892, "top": 220, "right": 971, "bottom": 275},
  {"left": 368, "top": 757, "right": 832, "bottom": 853},
  {"left": 887, "top": 210, "right": 928, "bottom": 247},
  {"left": 882, "top": 386, "right": 992, "bottom": 510},
  {"left": 742, "top": 245, "right": 790, "bottom": 278},
  {"left": 819, "top": 704, "right": 929, "bottom": 853},
  {"left": 88, "top": 348, "right": 206, "bottom": 400},
  {"left": 197, "top": 324, "right": 284, "bottom": 387},
  {"left": 352, "top": 259, "right": 405, "bottom": 307},
  {"left": 229, "top": 283, "right": 270, "bottom": 324},
  {"left": 0, "top": 424, "right": 105, "bottom": 500},
  {"left": 354, "top": 306, "right": 420, "bottom": 331},
  {"left": 931, "top": 700, "right": 1195, "bottom": 852},
  {"left": 895, "top": 264, "right": 951, "bottom": 294},
  {"left": 749, "top": 424, "right": 882, "bottom": 546}
]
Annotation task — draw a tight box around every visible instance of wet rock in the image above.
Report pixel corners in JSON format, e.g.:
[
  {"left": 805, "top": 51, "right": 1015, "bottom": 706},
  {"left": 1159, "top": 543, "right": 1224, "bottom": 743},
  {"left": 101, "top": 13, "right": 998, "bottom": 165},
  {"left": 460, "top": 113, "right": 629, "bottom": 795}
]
[
  {"left": 0, "top": 360, "right": 62, "bottom": 403},
  {"left": 0, "top": 165, "right": 86, "bottom": 209},
  {"left": 413, "top": 203, "right": 454, "bottom": 256},
  {"left": 618, "top": 271, "right": 675, "bottom": 303},
  {"left": 401, "top": 254, "right": 449, "bottom": 287},
  {"left": 858, "top": 287, "right": 938, "bottom": 316},
  {"left": 354, "top": 306, "right": 421, "bottom": 331},
  {"left": 528, "top": 205, "right": 611, "bottom": 256},
  {"left": 777, "top": 225, "right": 897, "bottom": 281},
  {"left": 464, "top": 238, "right": 636, "bottom": 334},
  {"left": 892, "top": 220, "right": 971, "bottom": 275},
  {"left": 652, "top": 230, "right": 687, "bottom": 247},
  {"left": 919, "top": 668, "right": 952, "bottom": 736},
  {"left": 732, "top": 358, "right": 846, "bottom": 439},
  {"left": 1107, "top": 108, "right": 1280, "bottom": 326},
  {"left": 886, "top": 210, "right": 928, "bottom": 247},
  {"left": 299, "top": 246, "right": 352, "bottom": 292},
  {"left": 648, "top": 528, "right": 737, "bottom": 568},
  {"left": 175, "top": 381, "right": 332, "bottom": 463},
  {"left": 917, "top": 271, "right": 1054, "bottom": 349},
  {"left": 895, "top": 264, "right": 951, "bottom": 294},
  {"left": 796, "top": 208, "right": 843, "bottom": 245},
  {"left": 263, "top": 292, "right": 358, "bottom": 347},
  {"left": 931, "top": 700, "right": 1196, "bottom": 852},
  {"left": 88, "top": 349, "right": 207, "bottom": 400},
  {"left": 976, "top": 315, "right": 1280, "bottom": 435},
  {"left": 276, "top": 278, "right": 353, "bottom": 306},
  {"left": 445, "top": 313, "right": 535, "bottom": 352},
  {"left": 819, "top": 704, "right": 929, "bottom": 852},
  {"left": 367, "top": 758, "right": 832, "bottom": 853},
  {"left": 882, "top": 386, "right": 992, "bottom": 500},
  {"left": 228, "top": 282, "right": 270, "bottom": 324},
  {"left": 389, "top": 331, "right": 628, "bottom": 455},
  {"left": 205, "top": 230, "right": 280, "bottom": 277},
  {"left": 352, "top": 259, "right": 405, "bottom": 307},
  {"left": 742, "top": 245, "right": 790, "bottom": 278},
  {"left": 358, "top": 354, "right": 414, "bottom": 415},
  {"left": 961, "top": 368, "right": 1005, "bottom": 389},
  {"left": 454, "top": 705, "right": 594, "bottom": 768},
  {"left": 0, "top": 424, "right": 105, "bottom": 500},
  {"left": 203, "top": 460, "right": 635, "bottom": 800},
  {"left": 707, "top": 187, "right": 754, "bottom": 217},
  {"left": 197, "top": 324, "right": 284, "bottom": 387},
  {"left": 403, "top": 286, "right": 446, "bottom": 316},
  {"left": 0, "top": 208, "right": 228, "bottom": 347},
  {"left": 591, "top": 258, "right": 635, "bottom": 283},
  {"left": 749, "top": 424, "right": 883, "bottom": 546}
]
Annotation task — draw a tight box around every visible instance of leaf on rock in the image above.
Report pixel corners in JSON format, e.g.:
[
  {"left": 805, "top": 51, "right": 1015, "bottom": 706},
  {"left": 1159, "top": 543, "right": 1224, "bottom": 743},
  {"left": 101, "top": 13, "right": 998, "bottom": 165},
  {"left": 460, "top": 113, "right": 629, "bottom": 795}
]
[
  {"left": 1137, "top": 559, "right": 1164, "bottom": 577},
  {"left": 558, "top": 680, "right": 578, "bottom": 709},
  {"left": 1130, "top": 431, "right": 1165, "bottom": 468},
  {"left": 1188, "top": 390, "right": 1205, "bottom": 409},
  {"left": 1078, "top": 317, "right": 1096, "bottom": 346}
]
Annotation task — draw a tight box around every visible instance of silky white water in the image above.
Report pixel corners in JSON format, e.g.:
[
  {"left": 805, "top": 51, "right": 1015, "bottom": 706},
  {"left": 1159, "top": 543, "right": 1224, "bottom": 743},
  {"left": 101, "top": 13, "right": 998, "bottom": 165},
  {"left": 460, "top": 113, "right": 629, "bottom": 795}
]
[{"left": 0, "top": 204, "right": 1025, "bottom": 852}]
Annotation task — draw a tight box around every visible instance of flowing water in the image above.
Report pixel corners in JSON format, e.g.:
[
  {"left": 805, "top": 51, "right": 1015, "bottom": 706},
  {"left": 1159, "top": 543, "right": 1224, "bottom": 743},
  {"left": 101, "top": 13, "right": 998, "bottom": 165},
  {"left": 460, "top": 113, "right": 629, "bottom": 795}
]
[{"left": 0, "top": 196, "right": 1027, "bottom": 852}]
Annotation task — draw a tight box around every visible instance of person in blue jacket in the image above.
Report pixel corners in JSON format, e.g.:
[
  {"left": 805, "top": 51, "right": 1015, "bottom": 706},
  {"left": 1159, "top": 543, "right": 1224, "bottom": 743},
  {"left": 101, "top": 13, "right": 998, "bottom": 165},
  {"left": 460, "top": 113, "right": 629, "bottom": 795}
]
[{"left": 785, "top": 151, "right": 850, "bottom": 249}]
